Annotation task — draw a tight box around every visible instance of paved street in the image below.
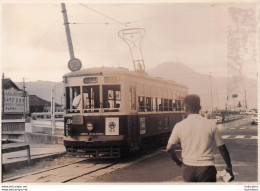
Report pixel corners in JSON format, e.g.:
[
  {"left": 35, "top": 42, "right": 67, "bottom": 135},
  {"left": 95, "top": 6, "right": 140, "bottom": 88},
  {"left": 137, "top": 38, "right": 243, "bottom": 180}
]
[
  {"left": 93, "top": 116, "right": 257, "bottom": 183},
  {"left": 3, "top": 116, "right": 257, "bottom": 184}
]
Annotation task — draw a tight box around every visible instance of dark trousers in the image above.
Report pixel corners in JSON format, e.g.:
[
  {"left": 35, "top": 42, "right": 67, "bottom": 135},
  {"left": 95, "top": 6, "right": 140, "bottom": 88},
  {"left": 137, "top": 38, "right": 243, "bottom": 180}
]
[{"left": 181, "top": 164, "right": 217, "bottom": 182}]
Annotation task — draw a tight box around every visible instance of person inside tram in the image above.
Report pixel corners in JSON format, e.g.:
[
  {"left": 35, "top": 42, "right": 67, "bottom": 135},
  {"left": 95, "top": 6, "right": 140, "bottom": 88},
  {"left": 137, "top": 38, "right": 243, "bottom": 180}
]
[
  {"left": 72, "top": 88, "right": 82, "bottom": 110},
  {"left": 104, "top": 100, "right": 110, "bottom": 108},
  {"left": 159, "top": 104, "right": 163, "bottom": 111}
]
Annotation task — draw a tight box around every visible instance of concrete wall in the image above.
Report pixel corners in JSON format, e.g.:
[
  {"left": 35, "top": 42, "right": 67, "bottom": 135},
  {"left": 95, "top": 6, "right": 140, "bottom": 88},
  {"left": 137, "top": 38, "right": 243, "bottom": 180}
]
[{"left": 24, "top": 132, "right": 64, "bottom": 144}]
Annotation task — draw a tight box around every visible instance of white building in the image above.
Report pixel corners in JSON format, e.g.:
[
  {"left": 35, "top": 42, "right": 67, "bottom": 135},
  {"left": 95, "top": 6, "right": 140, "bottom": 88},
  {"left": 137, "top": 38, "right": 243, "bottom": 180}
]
[{"left": 3, "top": 78, "right": 29, "bottom": 119}]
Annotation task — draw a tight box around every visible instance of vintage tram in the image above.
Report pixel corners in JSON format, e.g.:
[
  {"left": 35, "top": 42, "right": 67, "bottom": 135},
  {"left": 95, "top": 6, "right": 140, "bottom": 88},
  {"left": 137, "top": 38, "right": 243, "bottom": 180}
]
[{"left": 63, "top": 67, "right": 188, "bottom": 158}]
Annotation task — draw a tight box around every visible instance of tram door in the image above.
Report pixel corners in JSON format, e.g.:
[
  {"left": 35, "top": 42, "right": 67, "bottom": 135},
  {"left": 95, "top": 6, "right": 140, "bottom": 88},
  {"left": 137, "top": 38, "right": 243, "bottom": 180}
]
[{"left": 127, "top": 84, "right": 139, "bottom": 151}]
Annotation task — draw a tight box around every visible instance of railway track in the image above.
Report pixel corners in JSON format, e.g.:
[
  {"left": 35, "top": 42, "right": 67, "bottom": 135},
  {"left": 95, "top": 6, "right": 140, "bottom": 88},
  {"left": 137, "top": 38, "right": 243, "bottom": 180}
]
[{"left": 3, "top": 146, "right": 166, "bottom": 183}]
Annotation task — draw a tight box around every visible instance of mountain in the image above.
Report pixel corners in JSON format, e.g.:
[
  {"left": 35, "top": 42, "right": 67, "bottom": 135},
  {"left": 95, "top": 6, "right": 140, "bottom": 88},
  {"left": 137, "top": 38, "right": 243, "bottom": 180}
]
[
  {"left": 148, "top": 62, "right": 257, "bottom": 110},
  {"left": 14, "top": 62, "right": 257, "bottom": 111},
  {"left": 16, "top": 80, "right": 64, "bottom": 105}
]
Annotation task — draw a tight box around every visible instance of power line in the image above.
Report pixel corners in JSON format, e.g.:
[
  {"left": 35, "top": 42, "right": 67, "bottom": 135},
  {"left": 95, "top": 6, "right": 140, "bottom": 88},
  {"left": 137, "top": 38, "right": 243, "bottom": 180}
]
[
  {"left": 79, "top": 3, "right": 128, "bottom": 27},
  {"left": 68, "top": 22, "right": 119, "bottom": 25},
  {"left": 73, "top": 4, "right": 221, "bottom": 27},
  {"left": 35, "top": 15, "right": 63, "bottom": 47},
  {"left": 128, "top": 4, "right": 222, "bottom": 24}
]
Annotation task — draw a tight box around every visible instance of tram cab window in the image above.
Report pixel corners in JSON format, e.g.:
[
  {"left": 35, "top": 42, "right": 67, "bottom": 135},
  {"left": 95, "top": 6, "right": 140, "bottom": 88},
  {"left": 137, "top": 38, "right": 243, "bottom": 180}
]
[
  {"left": 138, "top": 96, "right": 145, "bottom": 112},
  {"left": 103, "top": 85, "right": 121, "bottom": 112},
  {"left": 146, "top": 97, "right": 152, "bottom": 111},
  {"left": 83, "top": 86, "right": 100, "bottom": 113},
  {"left": 66, "top": 86, "right": 81, "bottom": 113}
]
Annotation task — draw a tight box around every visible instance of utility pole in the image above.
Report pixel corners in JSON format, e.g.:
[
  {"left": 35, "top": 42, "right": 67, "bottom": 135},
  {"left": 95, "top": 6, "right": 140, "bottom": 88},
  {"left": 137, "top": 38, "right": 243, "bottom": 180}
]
[
  {"left": 244, "top": 89, "right": 247, "bottom": 111},
  {"left": 243, "top": 72, "right": 248, "bottom": 111},
  {"left": 210, "top": 72, "right": 214, "bottom": 118},
  {"left": 215, "top": 89, "right": 220, "bottom": 111},
  {"left": 51, "top": 85, "right": 56, "bottom": 135},
  {"left": 2, "top": 73, "right": 5, "bottom": 119},
  {"left": 61, "top": 96, "right": 63, "bottom": 110},
  {"left": 23, "top": 78, "right": 26, "bottom": 119}
]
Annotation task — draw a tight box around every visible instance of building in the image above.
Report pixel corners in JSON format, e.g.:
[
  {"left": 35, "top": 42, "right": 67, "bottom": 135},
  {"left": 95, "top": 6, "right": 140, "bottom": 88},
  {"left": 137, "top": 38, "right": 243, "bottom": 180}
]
[
  {"left": 29, "top": 95, "right": 63, "bottom": 114},
  {"left": 2, "top": 78, "right": 30, "bottom": 119}
]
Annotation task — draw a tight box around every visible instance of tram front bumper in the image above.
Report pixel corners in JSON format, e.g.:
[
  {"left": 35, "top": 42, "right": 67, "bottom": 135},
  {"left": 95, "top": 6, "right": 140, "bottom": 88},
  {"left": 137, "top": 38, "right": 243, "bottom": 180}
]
[{"left": 63, "top": 135, "right": 125, "bottom": 147}]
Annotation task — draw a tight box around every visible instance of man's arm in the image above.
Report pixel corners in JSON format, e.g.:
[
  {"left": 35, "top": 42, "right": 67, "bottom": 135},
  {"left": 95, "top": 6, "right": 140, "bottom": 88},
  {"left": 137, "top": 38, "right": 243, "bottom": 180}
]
[
  {"left": 218, "top": 144, "right": 234, "bottom": 181},
  {"left": 166, "top": 144, "right": 183, "bottom": 167}
]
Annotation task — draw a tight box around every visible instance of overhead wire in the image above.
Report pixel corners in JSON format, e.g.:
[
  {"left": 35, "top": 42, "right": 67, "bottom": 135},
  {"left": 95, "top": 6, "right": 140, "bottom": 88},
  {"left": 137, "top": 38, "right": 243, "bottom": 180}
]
[
  {"left": 127, "top": 4, "right": 222, "bottom": 24},
  {"left": 132, "top": 4, "right": 222, "bottom": 53},
  {"left": 79, "top": 3, "right": 128, "bottom": 27},
  {"left": 35, "top": 15, "right": 63, "bottom": 47},
  {"left": 68, "top": 22, "right": 118, "bottom": 25},
  {"left": 138, "top": 4, "right": 223, "bottom": 70},
  {"left": 64, "top": 3, "right": 224, "bottom": 72}
]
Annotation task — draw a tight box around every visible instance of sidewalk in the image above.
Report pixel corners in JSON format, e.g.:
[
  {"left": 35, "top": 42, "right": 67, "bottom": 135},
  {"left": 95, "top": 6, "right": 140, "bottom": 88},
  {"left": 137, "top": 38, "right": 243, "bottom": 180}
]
[{"left": 2, "top": 143, "right": 66, "bottom": 172}]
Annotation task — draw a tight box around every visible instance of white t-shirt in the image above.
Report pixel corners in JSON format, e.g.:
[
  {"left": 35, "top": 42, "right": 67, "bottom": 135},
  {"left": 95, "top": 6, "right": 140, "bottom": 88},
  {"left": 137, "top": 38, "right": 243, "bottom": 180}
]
[
  {"left": 72, "top": 95, "right": 82, "bottom": 110},
  {"left": 168, "top": 114, "right": 224, "bottom": 166}
]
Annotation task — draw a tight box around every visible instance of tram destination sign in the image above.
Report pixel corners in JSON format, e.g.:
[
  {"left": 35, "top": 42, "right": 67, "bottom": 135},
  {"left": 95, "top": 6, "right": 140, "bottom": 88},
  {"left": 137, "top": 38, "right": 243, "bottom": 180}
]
[
  {"left": 83, "top": 77, "right": 98, "bottom": 84},
  {"left": 68, "top": 58, "right": 82, "bottom": 71}
]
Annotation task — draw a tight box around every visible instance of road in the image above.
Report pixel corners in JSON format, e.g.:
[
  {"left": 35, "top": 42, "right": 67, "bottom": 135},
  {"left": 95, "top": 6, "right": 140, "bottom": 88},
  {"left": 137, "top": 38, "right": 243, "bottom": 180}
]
[
  {"left": 93, "top": 116, "right": 258, "bottom": 183},
  {"left": 3, "top": 116, "right": 257, "bottom": 183}
]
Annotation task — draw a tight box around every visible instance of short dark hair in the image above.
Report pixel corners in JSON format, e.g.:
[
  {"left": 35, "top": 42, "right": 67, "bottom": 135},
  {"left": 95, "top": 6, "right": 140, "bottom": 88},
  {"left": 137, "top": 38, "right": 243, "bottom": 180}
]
[{"left": 183, "top": 94, "right": 201, "bottom": 113}]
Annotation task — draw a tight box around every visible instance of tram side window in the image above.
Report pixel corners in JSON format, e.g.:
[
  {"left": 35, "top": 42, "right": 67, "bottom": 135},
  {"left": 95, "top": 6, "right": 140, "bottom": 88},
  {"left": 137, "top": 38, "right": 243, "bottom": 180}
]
[
  {"left": 180, "top": 99, "right": 185, "bottom": 111},
  {"left": 66, "top": 86, "right": 81, "bottom": 113},
  {"left": 164, "top": 99, "right": 169, "bottom": 111},
  {"left": 169, "top": 99, "right": 173, "bottom": 111},
  {"left": 172, "top": 100, "right": 177, "bottom": 111},
  {"left": 146, "top": 97, "right": 152, "bottom": 111},
  {"left": 152, "top": 98, "right": 157, "bottom": 111},
  {"left": 83, "top": 86, "right": 100, "bottom": 111},
  {"left": 158, "top": 98, "right": 163, "bottom": 111},
  {"left": 176, "top": 99, "right": 183, "bottom": 111},
  {"left": 130, "top": 85, "right": 136, "bottom": 110},
  {"left": 138, "top": 96, "right": 145, "bottom": 112},
  {"left": 103, "top": 85, "right": 121, "bottom": 111}
]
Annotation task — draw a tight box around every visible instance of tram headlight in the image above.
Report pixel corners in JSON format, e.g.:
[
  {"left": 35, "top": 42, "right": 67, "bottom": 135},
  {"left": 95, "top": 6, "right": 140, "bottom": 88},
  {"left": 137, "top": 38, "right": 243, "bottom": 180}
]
[{"left": 86, "top": 122, "right": 94, "bottom": 132}]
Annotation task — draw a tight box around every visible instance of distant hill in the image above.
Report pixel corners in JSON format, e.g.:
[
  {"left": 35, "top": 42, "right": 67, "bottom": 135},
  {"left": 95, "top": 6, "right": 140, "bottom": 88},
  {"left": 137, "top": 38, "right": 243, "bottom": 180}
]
[
  {"left": 15, "top": 62, "right": 257, "bottom": 110},
  {"left": 16, "top": 80, "right": 64, "bottom": 105},
  {"left": 148, "top": 62, "right": 257, "bottom": 110}
]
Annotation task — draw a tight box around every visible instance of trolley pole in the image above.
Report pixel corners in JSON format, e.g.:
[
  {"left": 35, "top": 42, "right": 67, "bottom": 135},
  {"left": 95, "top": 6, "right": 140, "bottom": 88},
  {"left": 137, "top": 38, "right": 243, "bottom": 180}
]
[{"left": 61, "top": 3, "right": 75, "bottom": 59}]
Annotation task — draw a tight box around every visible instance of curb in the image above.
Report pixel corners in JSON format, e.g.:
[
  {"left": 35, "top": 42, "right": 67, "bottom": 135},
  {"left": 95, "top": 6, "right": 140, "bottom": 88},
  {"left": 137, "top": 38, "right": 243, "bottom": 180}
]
[{"left": 2, "top": 152, "right": 66, "bottom": 173}]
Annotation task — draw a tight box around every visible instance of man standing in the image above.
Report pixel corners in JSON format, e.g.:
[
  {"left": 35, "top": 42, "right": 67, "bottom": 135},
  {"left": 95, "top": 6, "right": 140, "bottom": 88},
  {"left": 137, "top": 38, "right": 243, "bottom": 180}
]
[{"left": 167, "top": 94, "right": 234, "bottom": 182}]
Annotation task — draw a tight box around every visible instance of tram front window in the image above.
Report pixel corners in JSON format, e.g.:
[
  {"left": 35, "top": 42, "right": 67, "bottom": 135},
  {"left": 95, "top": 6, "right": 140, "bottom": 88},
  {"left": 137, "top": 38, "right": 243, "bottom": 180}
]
[
  {"left": 66, "top": 86, "right": 81, "bottom": 113},
  {"left": 103, "top": 85, "right": 121, "bottom": 112},
  {"left": 83, "top": 85, "right": 100, "bottom": 113}
]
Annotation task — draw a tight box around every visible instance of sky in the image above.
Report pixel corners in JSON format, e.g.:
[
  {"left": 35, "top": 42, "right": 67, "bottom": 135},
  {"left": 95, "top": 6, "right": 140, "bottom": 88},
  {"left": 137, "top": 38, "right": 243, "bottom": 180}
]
[{"left": 1, "top": 1, "right": 258, "bottom": 82}]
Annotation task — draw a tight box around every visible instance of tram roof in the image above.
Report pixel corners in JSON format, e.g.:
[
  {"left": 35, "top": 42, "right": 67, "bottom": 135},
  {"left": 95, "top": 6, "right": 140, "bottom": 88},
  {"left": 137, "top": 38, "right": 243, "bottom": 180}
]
[{"left": 63, "top": 67, "right": 188, "bottom": 89}]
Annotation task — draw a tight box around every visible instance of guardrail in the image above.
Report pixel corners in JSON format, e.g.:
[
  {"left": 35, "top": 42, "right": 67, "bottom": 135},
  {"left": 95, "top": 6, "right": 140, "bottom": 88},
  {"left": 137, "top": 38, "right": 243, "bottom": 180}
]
[{"left": 2, "top": 144, "right": 31, "bottom": 164}]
